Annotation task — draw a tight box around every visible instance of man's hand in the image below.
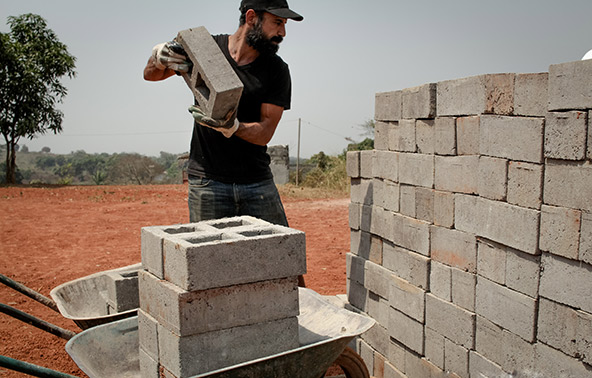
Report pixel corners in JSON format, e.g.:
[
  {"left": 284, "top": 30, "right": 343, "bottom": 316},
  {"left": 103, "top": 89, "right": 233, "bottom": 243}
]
[
  {"left": 152, "top": 41, "right": 192, "bottom": 73},
  {"left": 189, "top": 106, "right": 239, "bottom": 138}
]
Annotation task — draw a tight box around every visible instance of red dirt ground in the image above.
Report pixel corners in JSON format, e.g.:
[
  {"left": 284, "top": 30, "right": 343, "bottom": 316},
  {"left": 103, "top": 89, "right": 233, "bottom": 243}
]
[{"left": 0, "top": 185, "right": 350, "bottom": 377}]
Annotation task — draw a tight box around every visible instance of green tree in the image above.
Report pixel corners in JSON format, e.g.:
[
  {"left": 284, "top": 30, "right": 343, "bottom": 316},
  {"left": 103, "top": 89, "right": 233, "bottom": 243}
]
[
  {"left": 107, "top": 153, "right": 165, "bottom": 185},
  {"left": 0, "top": 14, "right": 76, "bottom": 184}
]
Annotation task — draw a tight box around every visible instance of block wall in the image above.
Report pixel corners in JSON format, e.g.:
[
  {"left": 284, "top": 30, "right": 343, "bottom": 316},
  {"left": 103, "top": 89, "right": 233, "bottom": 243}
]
[{"left": 346, "top": 59, "right": 592, "bottom": 378}]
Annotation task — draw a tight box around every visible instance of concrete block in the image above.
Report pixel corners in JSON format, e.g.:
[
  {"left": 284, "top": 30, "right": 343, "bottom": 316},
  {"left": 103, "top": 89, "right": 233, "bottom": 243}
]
[
  {"left": 539, "top": 205, "right": 581, "bottom": 260},
  {"left": 389, "top": 307, "right": 424, "bottom": 354},
  {"left": 589, "top": 110, "right": 592, "bottom": 160},
  {"left": 371, "top": 205, "right": 390, "bottom": 242},
  {"left": 359, "top": 340, "right": 375, "bottom": 376},
  {"left": 369, "top": 233, "right": 384, "bottom": 265},
  {"left": 389, "top": 274, "right": 426, "bottom": 322},
  {"left": 415, "top": 187, "right": 434, "bottom": 223},
  {"left": 540, "top": 252, "right": 592, "bottom": 313},
  {"left": 468, "top": 352, "right": 510, "bottom": 378},
  {"left": 346, "top": 252, "right": 366, "bottom": 285},
  {"left": 548, "top": 59, "right": 592, "bottom": 111},
  {"left": 430, "top": 261, "right": 452, "bottom": 301},
  {"left": 505, "top": 250, "right": 539, "bottom": 298},
  {"left": 373, "top": 179, "right": 386, "bottom": 211},
  {"left": 544, "top": 160, "right": 592, "bottom": 212},
  {"left": 347, "top": 279, "right": 368, "bottom": 312},
  {"left": 507, "top": 161, "right": 543, "bottom": 210},
  {"left": 416, "top": 119, "right": 435, "bottom": 154},
  {"left": 162, "top": 220, "right": 306, "bottom": 291},
  {"left": 388, "top": 339, "right": 407, "bottom": 374},
  {"left": 402, "top": 83, "right": 437, "bottom": 119},
  {"left": 350, "top": 229, "right": 369, "bottom": 259},
  {"left": 374, "top": 350, "right": 386, "bottom": 378},
  {"left": 444, "top": 339, "right": 469, "bottom": 378},
  {"left": 103, "top": 270, "right": 139, "bottom": 312},
  {"left": 139, "top": 348, "right": 160, "bottom": 378},
  {"left": 513, "top": 72, "right": 548, "bottom": 117},
  {"left": 534, "top": 342, "right": 592, "bottom": 378},
  {"left": 383, "top": 242, "right": 430, "bottom": 290},
  {"left": 451, "top": 268, "right": 476, "bottom": 312},
  {"left": 389, "top": 119, "right": 416, "bottom": 152},
  {"left": 399, "top": 185, "right": 416, "bottom": 218},
  {"left": 425, "top": 294, "right": 475, "bottom": 349},
  {"left": 433, "top": 190, "right": 454, "bottom": 228},
  {"left": 434, "top": 156, "right": 479, "bottom": 194},
  {"left": 373, "top": 150, "right": 399, "bottom": 183},
  {"left": 480, "top": 115, "right": 544, "bottom": 163},
  {"left": 475, "top": 277, "right": 537, "bottom": 342},
  {"left": 390, "top": 213, "right": 431, "bottom": 256},
  {"left": 138, "top": 309, "right": 159, "bottom": 360},
  {"left": 456, "top": 116, "right": 480, "bottom": 155},
  {"left": 404, "top": 352, "right": 448, "bottom": 378},
  {"left": 360, "top": 150, "right": 375, "bottom": 179},
  {"left": 430, "top": 226, "right": 477, "bottom": 273},
  {"left": 382, "top": 180, "right": 400, "bottom": 213},
  {"left": 384, "top": 361, "right": 406, "bottom": 378},
  {"left": 365, "top": 260, "right": 392, "bottom": 299},
  {"left": 346, "top": 151, "right": 360, "bottom": 178},
  {"left": 545, "top": 111, "right": 588, "bottom": 160},
  {"left": 375, "top": 121, "right": 391, "bottom": 151},
  {"left": 362, "top": 322, "right": 390, "bottom": 357},
  {"left": 477, "top": 156, "right": 507, "bottom": 201},
  {"left": 474, "top": 315, "right": 504, "bottom": 368},
  {"left": 399, "top": 153, "right": 434, "bottom": 188},
  {"left": 476, "top": 239, "right": 506, "bottom": 285},
  {"left": 437, "top": 74, "right": 515, "bottom": 116},
  {"left": 455, "top": 195, "right": 540, "bottom": 254},
  {"left": 139, "top": 270, "right": 298, "bottom": 336},
  {"left": 158, "top": 316, "right": 299, "bottom": 378},
  {"left": 376, "top": 91, "right": 402, "bottom": 121},
  {"left": 424, "top": 327, "right": 445, "bottom": 369},
  {"left": 366, "top": 291, "right": 390, "bottom": 328},
  {"left": 177, "top": 27, "right": 243, "bottom": 120},
  {"left": 434, "top": 117, "right": 457, "bottom": 156},
  {"left": 351, "top": 179, "right": 373, "bottom": 206},
  {"left": 349, "top": 202, "right": 361, "bottom": 230},
  {"left": 581, "top": 212, "right": 592, "bottom": 265}
]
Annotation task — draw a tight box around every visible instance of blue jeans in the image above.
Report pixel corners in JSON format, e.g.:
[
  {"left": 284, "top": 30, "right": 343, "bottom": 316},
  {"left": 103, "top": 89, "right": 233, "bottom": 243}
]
[{"left": 188, "top": 176, "right": 288, "bottom": 226}]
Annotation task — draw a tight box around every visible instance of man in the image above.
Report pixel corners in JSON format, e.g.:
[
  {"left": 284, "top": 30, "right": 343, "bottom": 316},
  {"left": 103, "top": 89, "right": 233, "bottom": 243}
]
[{"left": 144, "top": 0, "right": 303, "bottom": 227}]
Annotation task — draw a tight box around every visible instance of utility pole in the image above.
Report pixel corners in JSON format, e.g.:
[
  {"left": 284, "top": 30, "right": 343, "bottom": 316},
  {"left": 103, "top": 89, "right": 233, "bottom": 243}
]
[{"left": 296, "top": 118, "right": 301, "bottom": 186}]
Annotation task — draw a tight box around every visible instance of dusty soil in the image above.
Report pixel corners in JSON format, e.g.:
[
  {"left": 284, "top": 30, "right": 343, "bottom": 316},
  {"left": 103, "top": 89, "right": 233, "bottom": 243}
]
[{"left": 0, "top": 184, "right": 350, "bottom": 377}]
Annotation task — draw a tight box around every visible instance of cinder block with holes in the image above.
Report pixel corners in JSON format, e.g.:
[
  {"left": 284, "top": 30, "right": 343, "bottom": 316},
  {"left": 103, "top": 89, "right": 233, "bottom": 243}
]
[
  {"left": 176, "top": 26, "right": 243, "bottom": 120},
  {"left": 102, "top": 270, "right": 139, "bottom": 313}
]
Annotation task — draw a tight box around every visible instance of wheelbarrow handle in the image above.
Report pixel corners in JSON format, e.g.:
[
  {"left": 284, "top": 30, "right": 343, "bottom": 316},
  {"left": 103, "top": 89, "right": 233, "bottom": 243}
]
[
  {"left": 0, "top": 303, "right": 76, "bottom": 340},
  {"left": 0, "top": 354, "right": 78, "bottom": 378},
  {"left": 0, "top": 273, "right": 59, "bottom": 312}
]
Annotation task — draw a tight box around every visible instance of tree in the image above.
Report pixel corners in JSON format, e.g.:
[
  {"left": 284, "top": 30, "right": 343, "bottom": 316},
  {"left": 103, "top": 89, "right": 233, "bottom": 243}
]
[
  {"left": 0, "top": 14, "right": 76, "bottom": 184},
  {"left": 107, "top": 153, "right": 165, "bottom": 185}
]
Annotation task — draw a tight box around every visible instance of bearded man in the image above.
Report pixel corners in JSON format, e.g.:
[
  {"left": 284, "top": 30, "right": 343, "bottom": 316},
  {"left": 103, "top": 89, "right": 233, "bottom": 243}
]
[{"left": 144, "top": 0, "right": 303, "bottom": 227}]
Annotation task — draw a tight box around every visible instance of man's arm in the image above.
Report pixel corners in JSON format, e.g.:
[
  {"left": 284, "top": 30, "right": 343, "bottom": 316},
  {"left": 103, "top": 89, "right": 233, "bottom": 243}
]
[
  {"left": 234, "top": 103, "right": 284, "bottom": 146},
  {"left": 143, "top": 55, "right": 177, "bottom": 81}
]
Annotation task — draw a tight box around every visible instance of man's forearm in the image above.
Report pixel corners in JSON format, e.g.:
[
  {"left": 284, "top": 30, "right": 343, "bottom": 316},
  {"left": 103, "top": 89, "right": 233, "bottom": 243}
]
[{"left": 143, "top": 56, "right": 176, "bottom": 81}]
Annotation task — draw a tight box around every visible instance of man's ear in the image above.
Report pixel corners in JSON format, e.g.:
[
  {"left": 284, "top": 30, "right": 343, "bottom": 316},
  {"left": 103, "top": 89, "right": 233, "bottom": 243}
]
[{"left": 245, "top": 9, "right": 258, "bottom": 26}]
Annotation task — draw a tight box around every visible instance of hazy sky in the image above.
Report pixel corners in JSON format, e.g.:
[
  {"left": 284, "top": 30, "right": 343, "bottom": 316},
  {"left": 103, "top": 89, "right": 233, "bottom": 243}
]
[{"left": 2, "top": 0, "right": 591, "bottom": 158}]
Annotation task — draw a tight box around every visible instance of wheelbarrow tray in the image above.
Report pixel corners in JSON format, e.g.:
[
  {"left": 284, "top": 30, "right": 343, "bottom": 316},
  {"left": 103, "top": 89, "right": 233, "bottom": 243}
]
[
  {"left": 65, "top": 287, "right": 375, "bottom": 378},
  {"left": 50, "top": 263, "right": 142, "bottom": 329}
]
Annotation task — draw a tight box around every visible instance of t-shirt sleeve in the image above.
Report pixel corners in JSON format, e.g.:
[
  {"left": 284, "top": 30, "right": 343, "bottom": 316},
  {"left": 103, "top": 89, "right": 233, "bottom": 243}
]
[{"left": 264, "top": 61, "right": 292, "bottom": 110}]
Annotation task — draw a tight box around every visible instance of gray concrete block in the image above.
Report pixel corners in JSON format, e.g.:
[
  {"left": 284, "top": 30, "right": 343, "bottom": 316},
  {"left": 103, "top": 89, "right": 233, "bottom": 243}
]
[
  {"left": 475, "top": 277, "right": 537, "bottom": 342},
  {"left": 371, "top": 205, "right": 390, "bottom": 242},
  {"left": 548, "top": 59, "right": 592, "bottom": 111},
  {"left": 373, "top": 179, "right": 386, "bottom": 212},
  {"left": 468, "top": 352, "right": 510, "bottom": 378},
  {"left": 456, "top": 116, "right": 480, "bottom": 155},
  {"left": 389, "top": 307, "right": 424, "bottom": 354},
  {"left": 162, "top": 219, "right": 306, "bottom": 291},
  {"left": 474, "top": 315, "right": 504, "bottom": 368},
  {"left": 365, "top": 260, "right": 392, "bottom": 299},
  {"left": 437, "top": 74, "right": 515, "bottom": 116},
  {"left": 383, "top": 180, "right": 400, "bottom": 213},
  {"left": 455, "top": 195, "right": 540, "bottom": 254},
  {"left": 540, "top": 252, "right": 592, "bottom": 313},
  {"left": 389, "top": 274, "right": 426, "bottom": 322},
  {"left": 399, "top": 153, "right": 434, "bottom": 188},
  {"left": 350, "top": 229, "right": 370, "bottom": 259},
  {"left": 177, "top": 27, "right": 243, "bottom": 120},
  {"left": 476, "top": 239, "right": 506, "bottom": 285},
  {"left": 366, "top": 291, "right": 390, "bottom": 328},
  {"left": 538, "top": 297, "right": 592, "bottom": 365},
  {"left": 373, "top": 348, "right": 386, "bottom": 378},
  {"left": 351, "top": 178, "right": 373, "bottom": 206},
  {"left": 139, "top": 348, "right": 160, "bottom": 378},
  {"left": 545, "top": 111, "right": 588, "bottom": 160},
  {"left": 505, "top": 250, "right": 539, "bottom": 298},
  {"left": 346, "top": 151, "right": 360, "bottom": 178},
  {"left": 370, "top": 232, "right": 385, "bottom": 265},
  {"left": 433, "top": 190, "right": 454, "bottom": 228},
  {"left": 359, "top": 339, "right": 375, "bottom": 377},
  {"left": 347, "top": 278, "right": 369, "bottom": 312},
  {"left": 544, "top": 160, "right": 592, "bottom": 212},
  {"left": 477, "top": 156, "right": 507, "bottom": 201},
  {"left": 399, "top": 185, "right": 416, "bottom": 218},
  {"left": 360, "top": 150, "right": 375, "bottom": 179},
  {"left": 383, "top": 242, "right": 430, "bottom": 290},
  {"left": 434, "top": 156, "right": 478, "bottom": 194},
  {"left": 589, "top": 110, "right": 592, "bottom": 160},
  {"left": 349, "top": 202, "right": 361, "bottom": 230},
  {"left": 430, "top": 261, "right": 452, "bottom": 301},
  {"left": 430, "top": 226, "right": 477, "bottom": 273},
  {"left": 507, "top": 161, "right": 543, "bottom": 210},
  {"left": 362, "top": 322, "right": 390, "bottom": 358},
  {"left": 373, "top": 150, "right": 399, "bottom": 183},
  {"left": 513, "top": 72, "right": 548, "bottom": 117},
  {"left": 375, "top": 121, "right": 391, "bottom": 151},
  {"left": 402, "top": 83, "right": 437, "bottom": 119},
  {"left": 138, "top": 309, "right": 159, "bottom": 361},
  {"left": 434, "top": 117, "right": 457, "bottom": 156},
  {"left": 415, "top": 187, "right": 434, "bottom": 223},
  {"left": 426, "top": 294, "right": 475, "bottom": 349},
  {"left": 416, "top": 119, "right": 435, "bottom": 154},
  {"left": 539, "top": 205, "right": 582, "bottom": 260},
  {"left": 139, "top": 270, "right": 298, "bottom": 336},
  {"left": 534, "top": 342, "right": 592, "bottom": 378},
  {"left": 424, "top": 327, "right": 445, "bottom": 369},
  {"left": 389, "top": 119, "right": 416, "bottom": 153},
  {"left": 480, "top": 115, "right": 544, "bottom": 163},
  {"left": 404, "top": 352, "right": 448, "bottom": 378},
  {"left": 384, "top": 360, "right": 406, "bottom": 378},
  {"left": 390, "top": 213, "right": 431, "bottom": 256},
  {"left": 158, "top": 316, "right": 299, "bottom": 377},
  {"left": 103, "top": 270, "right": 139, "bottom": 312},
  {"left": 581, "top": 211, "right": 592, "bottom": 265},
  {"left": 388, "top": 339, "right": 407, "bottom": 374},
  {"left": 376, "top": 91, "right": 402, "bottom": 121},
  {"left": 347, "top": 252, "right": 366, "bottom": 285},
  {"left": 451, "top": 268, "right": 476, "bottom": 312},
  {"left": 444, "top": 339, "right": 469, "bottom": 378}
]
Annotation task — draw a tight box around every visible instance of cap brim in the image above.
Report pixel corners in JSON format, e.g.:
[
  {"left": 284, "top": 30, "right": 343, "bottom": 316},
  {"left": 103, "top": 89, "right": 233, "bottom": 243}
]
[{"left": 267, "top": 8, "right": 304, "bottom": 21}]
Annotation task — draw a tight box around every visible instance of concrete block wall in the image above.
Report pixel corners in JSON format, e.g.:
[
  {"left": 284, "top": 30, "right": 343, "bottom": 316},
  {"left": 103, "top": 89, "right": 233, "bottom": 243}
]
[{"left": 347, "top": 59, "right": 592, "bottom": 378}]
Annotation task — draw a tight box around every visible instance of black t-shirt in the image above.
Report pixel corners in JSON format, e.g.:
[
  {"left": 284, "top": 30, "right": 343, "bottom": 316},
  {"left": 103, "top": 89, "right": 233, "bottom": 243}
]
[{"left": 187, "top": 34, "right": 292, "bottom": 184}]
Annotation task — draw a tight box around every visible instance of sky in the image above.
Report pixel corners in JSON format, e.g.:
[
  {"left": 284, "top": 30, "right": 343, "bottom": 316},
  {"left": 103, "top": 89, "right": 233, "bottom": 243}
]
[{"left": 1, "top": 0, "right": 591, "bottom": 159}]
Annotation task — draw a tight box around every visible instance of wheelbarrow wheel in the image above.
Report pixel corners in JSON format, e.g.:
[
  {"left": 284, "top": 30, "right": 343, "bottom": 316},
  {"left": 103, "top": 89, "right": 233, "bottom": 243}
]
[{"left": 325, "top": 346, "right": 370, "bottom": 378}]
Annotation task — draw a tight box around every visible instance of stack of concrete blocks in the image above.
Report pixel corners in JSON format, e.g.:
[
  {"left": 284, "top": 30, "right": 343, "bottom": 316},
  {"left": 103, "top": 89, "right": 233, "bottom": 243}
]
[
  {"left": 138, "top": 216, "right": 306, "bottom": 378},
  {"left": 347, "top": 58, "right": 592, "bottom": 378},
  {"left": 268, "top": 145, "right": 290, "bottom": 185}
]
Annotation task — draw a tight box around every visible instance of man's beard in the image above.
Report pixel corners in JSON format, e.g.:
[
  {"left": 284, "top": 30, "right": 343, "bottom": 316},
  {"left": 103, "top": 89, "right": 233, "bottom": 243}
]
[{"left": 246, "top": 20, "right": 282, "bottom": 56}]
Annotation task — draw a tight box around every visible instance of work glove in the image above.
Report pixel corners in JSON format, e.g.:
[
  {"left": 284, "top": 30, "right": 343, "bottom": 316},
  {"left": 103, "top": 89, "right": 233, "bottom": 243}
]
[
  {"left": 152, "top": 41, "right": 192, "bottom": 73},
  {"left": 188, "top": 105, "right": 239, "bottom": 138}
]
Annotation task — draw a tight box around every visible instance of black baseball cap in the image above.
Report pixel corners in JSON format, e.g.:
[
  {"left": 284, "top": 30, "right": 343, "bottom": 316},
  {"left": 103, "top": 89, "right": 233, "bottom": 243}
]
[{"left": 240, "top": 0, "right": 304, "bottom": 21}]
